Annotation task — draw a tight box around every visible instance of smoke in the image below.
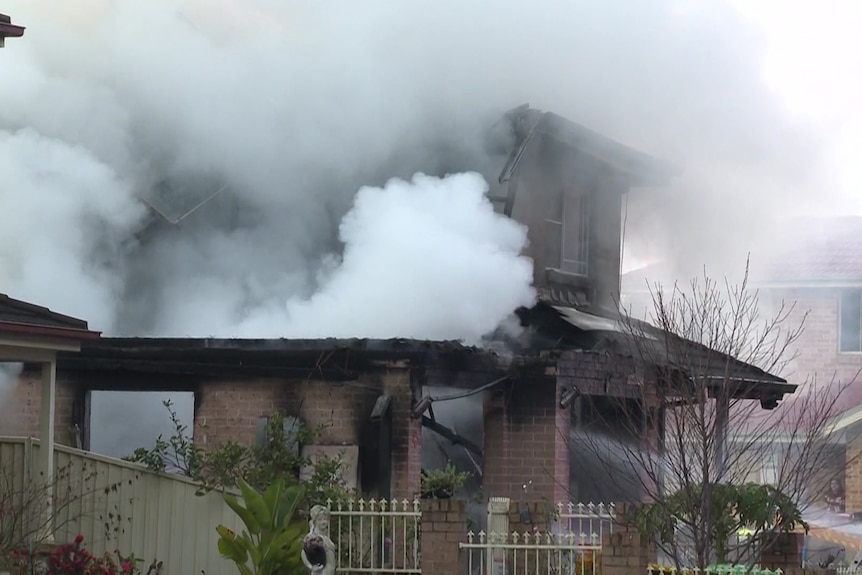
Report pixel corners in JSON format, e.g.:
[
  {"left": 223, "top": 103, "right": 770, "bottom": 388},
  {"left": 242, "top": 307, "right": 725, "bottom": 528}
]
[
  {"left": 0, "top": 0, "right": 853, "bottom": 340},
  {"left": 217, "top": 173, "right": 534, "bottom": 341}
]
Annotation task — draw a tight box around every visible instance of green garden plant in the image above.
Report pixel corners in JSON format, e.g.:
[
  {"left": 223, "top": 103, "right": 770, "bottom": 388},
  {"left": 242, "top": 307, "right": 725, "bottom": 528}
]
[
  {"left": 420, "top": 464, "right": 469, "bottom": 499},
  {"left": 216, "top": 478, "right": 307, "bottom": 575}
]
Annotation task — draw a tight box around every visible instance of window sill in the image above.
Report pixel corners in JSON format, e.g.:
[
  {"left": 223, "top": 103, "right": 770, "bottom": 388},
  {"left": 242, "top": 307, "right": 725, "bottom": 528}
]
[{"left": 546, "top": 268, "right": 590, "bottom": 288}]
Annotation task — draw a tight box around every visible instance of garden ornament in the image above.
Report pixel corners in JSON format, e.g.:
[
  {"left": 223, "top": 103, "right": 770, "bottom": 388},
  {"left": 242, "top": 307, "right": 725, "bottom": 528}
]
[{"left": 302, "top": 505, "right": 336, "bottom": 575}]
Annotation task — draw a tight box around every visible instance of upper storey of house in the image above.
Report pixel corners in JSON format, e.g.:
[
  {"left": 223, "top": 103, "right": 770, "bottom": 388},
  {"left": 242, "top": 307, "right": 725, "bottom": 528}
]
[{"left": 490, "top": 105, "right": 680, "bottom": 316}]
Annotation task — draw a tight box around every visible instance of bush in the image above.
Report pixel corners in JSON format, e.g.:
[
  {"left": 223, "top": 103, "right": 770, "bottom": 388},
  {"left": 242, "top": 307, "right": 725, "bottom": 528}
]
[
  {"left": 124, "top": 403, "right": 354, "bottom": 510},
  {"left": 420, "top": 464, "right": 469, "bottom": 499}
]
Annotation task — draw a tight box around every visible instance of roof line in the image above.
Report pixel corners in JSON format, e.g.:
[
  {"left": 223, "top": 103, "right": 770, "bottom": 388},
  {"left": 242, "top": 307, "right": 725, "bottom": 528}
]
[{"left": 0, "top": 321, "right": 101, "bottom": 341}]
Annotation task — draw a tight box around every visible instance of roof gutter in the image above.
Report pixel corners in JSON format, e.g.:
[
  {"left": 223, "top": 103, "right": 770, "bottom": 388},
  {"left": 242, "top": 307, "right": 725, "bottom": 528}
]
[
  {"left": 0, "top": 321, "right": 102, "bottom": 341},
  {"left": 0, "top": 14, "right": 25, "bottom": 46}
]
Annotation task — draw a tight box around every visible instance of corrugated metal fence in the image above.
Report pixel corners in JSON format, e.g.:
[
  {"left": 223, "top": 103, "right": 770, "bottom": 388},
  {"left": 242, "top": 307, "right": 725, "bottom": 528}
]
[{"left": 0, "top": 437, "right": 243, "bottom": 575}]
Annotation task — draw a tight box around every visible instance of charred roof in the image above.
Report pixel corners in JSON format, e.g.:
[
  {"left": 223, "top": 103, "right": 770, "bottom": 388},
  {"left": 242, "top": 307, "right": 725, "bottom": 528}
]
[
  {"left": 57, "top": 337, "right": 510, "bottom": 380},
  {"left": 497, "top": 104, "right": 682, "bottom": 187}
]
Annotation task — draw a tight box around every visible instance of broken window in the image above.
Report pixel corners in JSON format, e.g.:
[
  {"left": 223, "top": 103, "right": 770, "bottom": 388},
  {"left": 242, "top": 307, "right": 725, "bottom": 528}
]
[
  {"left": 840, "top": 288, "right": 862, "bottom": 352},
  {"left": 547, "top": 187, "right": 590, "bottom": 276}
]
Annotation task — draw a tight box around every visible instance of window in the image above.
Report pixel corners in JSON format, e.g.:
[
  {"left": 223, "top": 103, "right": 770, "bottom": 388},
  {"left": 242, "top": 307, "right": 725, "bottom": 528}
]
[
  {"left": 761, "top": 464, "right": 778, "bottom": 486},
  {"left": 840, "top": 288, "right": 862, "bottom": 352},
  {"left": 546, "top": 187, "right": 590, "bottom": 276}
]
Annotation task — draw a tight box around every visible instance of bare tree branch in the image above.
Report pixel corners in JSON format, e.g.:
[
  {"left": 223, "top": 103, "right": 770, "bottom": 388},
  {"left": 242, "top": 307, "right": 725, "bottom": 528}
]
[{"left": 570, "top": 259, "right": 858, "bottom": 569}]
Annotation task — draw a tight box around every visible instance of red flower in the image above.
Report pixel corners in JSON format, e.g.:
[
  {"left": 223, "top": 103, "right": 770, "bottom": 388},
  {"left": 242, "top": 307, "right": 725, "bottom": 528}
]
[{"left": 75, "top": 533, "right": 85, "bottom": 544}]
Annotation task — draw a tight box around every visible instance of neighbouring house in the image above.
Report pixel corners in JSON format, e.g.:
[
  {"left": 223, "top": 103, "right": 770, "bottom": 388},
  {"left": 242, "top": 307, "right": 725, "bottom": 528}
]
[
  {"left": 621, "top": 217, "right": 862, "bottom": 513},
  {"left": 0, "top": 293, "right": 100, "bottom": 544},
  {"left": 2, "top": 106, "right": 797, "bottom": 507},
  {"left": 756, "top": 216, "right": 862, "bottom": 514},
  {"left": 0, "top": 13, "right": 25, "bottom": 47}
]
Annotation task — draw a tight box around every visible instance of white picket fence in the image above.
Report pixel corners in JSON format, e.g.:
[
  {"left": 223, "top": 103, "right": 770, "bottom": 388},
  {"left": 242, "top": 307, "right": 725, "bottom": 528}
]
[
  {"left": 460, "top": 500, "right": 615, "bottom": 575},
  {"left": 324, "top": 497, "right": 615, "bottom": 575},
  {"left": 327, "top": 497, "right": 422, "bottom": 574}
]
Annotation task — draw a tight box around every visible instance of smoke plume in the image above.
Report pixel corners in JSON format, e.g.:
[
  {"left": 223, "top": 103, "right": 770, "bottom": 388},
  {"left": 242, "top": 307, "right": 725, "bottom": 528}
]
[{"left": 0, "top": 0, "right": 855, "bottom": 340}]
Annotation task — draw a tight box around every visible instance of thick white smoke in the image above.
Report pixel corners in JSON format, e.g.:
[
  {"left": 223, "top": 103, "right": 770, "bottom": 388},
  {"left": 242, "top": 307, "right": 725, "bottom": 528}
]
[
  {"left": 162, "top": 172, "right": 535, "bottom": 341},
  {"left": 0, "top": 0, "right": 854, "bottom": 341},
  {"left": 0, "top": 130, "right": 145, "bottom": 329}
]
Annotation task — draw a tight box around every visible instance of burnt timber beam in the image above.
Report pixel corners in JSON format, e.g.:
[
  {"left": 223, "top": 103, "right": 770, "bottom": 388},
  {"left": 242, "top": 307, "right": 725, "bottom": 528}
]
[
  {"left": 421, "top": 415, "right": 482, "bottom": 457},
  {"left": 56, "top": 357, "right": 359, "bottom": 380}
]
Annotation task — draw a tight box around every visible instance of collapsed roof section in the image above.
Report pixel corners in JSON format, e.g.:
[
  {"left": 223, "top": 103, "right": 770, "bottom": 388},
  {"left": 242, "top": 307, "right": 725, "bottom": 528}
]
[{"left": 142, "top": 175, "right": 229, "bottom": 225}]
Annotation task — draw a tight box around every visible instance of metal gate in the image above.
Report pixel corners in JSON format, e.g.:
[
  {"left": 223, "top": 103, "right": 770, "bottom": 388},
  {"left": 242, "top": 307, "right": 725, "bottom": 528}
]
[
  {"left": 459, "top": 500, "right": 615, "bottom": 575},
  {"left": 328, "top": 498, "right": 422, "bottom": 574}
]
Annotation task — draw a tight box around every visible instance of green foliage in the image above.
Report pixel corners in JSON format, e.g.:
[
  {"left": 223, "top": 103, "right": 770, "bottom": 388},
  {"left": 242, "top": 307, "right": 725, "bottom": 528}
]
[
  {"left": 122, "top": 399, "right": 204, "bottom": 477},
  {"left": 635, "top": 482, "right": 808, "bottom": 563},
  {"left": 420, "top": 464, "right": 469, "bottom": 499},
  {"left": 216, "top": 478, "right": 306, "bottom": 575},
  {"left": 124, "top": 404, "right": 354, "bottom": 508}
]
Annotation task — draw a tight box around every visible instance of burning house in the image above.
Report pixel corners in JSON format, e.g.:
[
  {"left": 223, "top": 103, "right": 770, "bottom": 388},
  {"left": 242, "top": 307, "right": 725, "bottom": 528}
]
[{"left": 1, "top": 106, "right": 797, "bottom": 504}]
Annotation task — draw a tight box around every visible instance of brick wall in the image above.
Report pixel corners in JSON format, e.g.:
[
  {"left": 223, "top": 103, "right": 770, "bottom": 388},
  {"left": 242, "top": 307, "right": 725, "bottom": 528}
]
[
  {"left": 420, "top": 499, "right": 467, "bottom": 575},
  {"left": 0, "top": 366, "right": 78, "bottom": 445},
  {"left": 765, "top": 287, "right": 862, "bottom": 510},
  {"left": 601, "top": 502, "right": 656, "bottom": 575},
  {"left": 482, "top": 374, "right": 569, "bottom": 502},
  {"left": 765, "top": 287, "right": 862, "bottom": 389},
  {"left": 193, "top": 366, "right": 421, "bottom": 499}
]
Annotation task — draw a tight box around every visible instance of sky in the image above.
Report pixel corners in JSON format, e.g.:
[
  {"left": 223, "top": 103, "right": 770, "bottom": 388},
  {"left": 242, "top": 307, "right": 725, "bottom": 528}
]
[{"left": 726, "top": 0, "right": 862, "bottom": 216}]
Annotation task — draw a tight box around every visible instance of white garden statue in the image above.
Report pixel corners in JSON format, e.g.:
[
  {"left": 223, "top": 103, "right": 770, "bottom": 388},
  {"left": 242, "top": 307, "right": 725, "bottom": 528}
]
[{"left": 301, "top": 505, "right": 337, "bottom": 575}]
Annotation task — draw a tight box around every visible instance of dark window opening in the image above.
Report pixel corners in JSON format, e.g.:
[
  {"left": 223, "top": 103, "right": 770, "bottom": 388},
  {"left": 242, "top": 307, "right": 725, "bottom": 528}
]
[{"left": 840, "top": 288, "right": 862, "bottom": 352}]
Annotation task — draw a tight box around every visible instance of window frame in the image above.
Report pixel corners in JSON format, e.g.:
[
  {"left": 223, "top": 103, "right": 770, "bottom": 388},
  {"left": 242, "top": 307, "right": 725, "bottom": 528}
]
[
  {"left": 839, "top": 287, "right": 862, "bottom": 354},
  {"left": 545, "top": 186, "right": 590, "bottom": 278}
]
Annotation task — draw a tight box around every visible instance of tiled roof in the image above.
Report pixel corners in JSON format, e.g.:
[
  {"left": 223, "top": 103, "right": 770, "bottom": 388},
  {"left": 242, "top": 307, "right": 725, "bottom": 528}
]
[
  {"left": 0, "top": 294, "right": 100, "bottom": 340},
  {"left": 762, "top": 216, "right": 862, "bottom": 284}
]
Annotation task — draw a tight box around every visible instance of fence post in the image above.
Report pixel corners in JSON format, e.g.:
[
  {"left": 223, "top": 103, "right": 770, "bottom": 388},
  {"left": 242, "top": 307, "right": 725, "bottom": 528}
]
[
  {"left": 421, "top": 499, "right": 467, "bottom": 575},
  {"left": 487, "top": 497, "right": 510, "bottom": 575}
]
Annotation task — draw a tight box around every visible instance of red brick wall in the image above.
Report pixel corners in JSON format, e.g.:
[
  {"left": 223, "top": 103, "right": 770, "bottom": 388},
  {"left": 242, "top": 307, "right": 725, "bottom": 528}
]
[
  {"left": 765, "top": 287, "right": 862, "bottom": 390},
  {"left": 420, "top": 499, "right": 467, "bottom": 575},
  {"left": 0, "top": 366, "right": 78, "bottom": 445},
  {"left": 482, "top": 375, "right": 569, "bottom": 503},
  {"left": 193, "top": 366, "right": 421, "bottom": 499},
  {"left": 765, "top": 288, "right": 862, "bottom": 510}
]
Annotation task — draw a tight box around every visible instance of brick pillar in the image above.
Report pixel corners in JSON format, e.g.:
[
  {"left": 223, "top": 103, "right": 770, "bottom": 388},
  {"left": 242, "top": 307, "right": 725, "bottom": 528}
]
[
  {"left": 482, "top": 376, "right": 568, "bottom": 502},
  {"left": 482, "top": 387, "right": 509, "bottom": 499},
  {"left": 421, "top": 499, "right": 467, "bottom": 575},
  {"left": 761, "top": 533, "right": 803, "bottom": 570},
  {"left": 601, "top": 502, "right": 656, "bottom": 575},
  {"left": 385, "top": 367, "right": 422, "bottom": 499}
]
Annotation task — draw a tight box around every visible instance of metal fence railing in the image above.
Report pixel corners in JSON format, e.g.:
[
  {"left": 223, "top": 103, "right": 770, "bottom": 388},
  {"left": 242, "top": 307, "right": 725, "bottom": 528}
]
[{"left": 327, "top": 498, "right": 422, "bottom": 574}]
